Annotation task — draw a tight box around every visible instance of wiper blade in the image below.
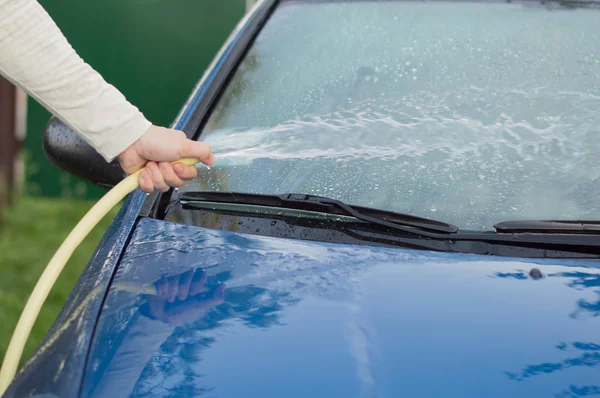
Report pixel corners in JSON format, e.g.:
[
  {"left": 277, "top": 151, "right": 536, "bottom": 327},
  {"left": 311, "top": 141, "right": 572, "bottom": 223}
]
[
  {"left": 179, "top": 191, "right": 458, "bottom": 234},
  {"left": 494, "top": 220, "right": 600, "bottom": 234},
  {"left": 541, "top": 0, "right": 600, "bottom": 8}
]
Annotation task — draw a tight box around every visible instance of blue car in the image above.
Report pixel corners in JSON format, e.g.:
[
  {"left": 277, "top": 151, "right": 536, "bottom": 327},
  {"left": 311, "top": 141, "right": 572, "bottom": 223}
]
[{"left": 5, "top": 0, "right": 600, "bottom": 396}]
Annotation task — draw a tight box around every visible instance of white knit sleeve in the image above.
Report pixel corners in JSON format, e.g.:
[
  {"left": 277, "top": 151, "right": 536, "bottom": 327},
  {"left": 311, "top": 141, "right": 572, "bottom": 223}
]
[{"left": 0, "top": 0, "right": 152, "bottom": 162}]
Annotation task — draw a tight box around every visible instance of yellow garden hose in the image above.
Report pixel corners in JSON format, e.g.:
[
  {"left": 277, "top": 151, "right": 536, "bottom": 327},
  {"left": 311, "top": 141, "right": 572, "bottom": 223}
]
[{"left": 0, "top": 158, "right": 199, "bottom": 396}]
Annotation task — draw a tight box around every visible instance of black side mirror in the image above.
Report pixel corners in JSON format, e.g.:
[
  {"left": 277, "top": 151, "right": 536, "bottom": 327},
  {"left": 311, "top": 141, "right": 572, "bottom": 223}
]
[{"left": 43, "top": 116, "right": 126, "bottom": 189}]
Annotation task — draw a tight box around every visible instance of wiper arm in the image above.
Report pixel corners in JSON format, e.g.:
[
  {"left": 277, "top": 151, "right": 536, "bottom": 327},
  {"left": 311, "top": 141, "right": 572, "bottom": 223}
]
[
  {"left": 494, "top": 220, "right": 600, "bottom": 234},
  {"left": 179, "top": 191, "right": 458, "bottom": 234}
]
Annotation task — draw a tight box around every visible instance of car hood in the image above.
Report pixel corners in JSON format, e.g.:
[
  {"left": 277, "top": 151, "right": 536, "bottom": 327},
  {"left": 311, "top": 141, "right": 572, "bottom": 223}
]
[{"left": 82, "top": 218, "right": 600, "bottom": 398}]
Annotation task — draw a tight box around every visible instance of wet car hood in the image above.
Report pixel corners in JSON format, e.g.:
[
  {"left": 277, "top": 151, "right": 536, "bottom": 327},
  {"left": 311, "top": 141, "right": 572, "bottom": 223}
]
[{"left": 82, "top": 218, "right": 600, "bottom": 397}]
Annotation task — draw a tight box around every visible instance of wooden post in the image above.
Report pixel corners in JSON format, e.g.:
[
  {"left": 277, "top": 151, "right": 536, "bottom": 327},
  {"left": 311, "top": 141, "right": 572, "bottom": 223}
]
[
  {"left": 0, "top": 168, "right": 4, "bottom": 225},
  {"left": 0, "top": 76, "right": 19, "bottom": 222}
]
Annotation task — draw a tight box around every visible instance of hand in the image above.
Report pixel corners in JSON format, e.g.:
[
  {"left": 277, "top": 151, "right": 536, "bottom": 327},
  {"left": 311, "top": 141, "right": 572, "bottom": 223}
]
[
  {"left": 117, "top": 125, "right": 215, "bottom": 193},
  {"left": 142, "top": 269, "right": 226, "bottom": 325}
]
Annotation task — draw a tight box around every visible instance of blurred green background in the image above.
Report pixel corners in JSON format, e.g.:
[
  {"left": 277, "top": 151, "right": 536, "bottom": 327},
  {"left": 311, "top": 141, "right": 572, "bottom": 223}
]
[
  {"left": 1, "top": 0, "right": 246, "bottom": 365},
  {"left": 27, "top": 0, "right": 246, "bottom": 199}
]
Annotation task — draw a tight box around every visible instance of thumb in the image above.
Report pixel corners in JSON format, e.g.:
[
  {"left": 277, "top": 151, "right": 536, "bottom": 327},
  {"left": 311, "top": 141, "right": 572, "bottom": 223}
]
[{"left": 177, "top": 139, "right": 215, "bottom": 165}]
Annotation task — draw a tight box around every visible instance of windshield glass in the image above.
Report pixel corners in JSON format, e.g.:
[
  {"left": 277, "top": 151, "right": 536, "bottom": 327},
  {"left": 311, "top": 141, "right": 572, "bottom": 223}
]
[{"left": 180, "top": 0, "right": 600, "bottom": 231}]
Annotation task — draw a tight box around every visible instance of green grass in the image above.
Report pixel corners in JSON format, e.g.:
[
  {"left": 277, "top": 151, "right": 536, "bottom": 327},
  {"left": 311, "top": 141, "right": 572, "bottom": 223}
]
[{"left": 0, "top": 196, "right": 120, "bottom": 366}]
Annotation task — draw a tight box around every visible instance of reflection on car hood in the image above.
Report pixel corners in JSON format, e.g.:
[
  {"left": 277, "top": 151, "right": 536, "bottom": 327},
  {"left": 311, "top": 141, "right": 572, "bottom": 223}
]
[{"left": 82, "top": 218, "right": 600, "bottom": 398}]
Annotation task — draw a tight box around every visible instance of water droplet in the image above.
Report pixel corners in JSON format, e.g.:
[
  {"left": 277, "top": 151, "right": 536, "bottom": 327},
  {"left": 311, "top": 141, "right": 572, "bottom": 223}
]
[
  {"left": 529, "top": 268, "right": 543, "bottom": 280},
  {"left": 206, "top": 165, "right": 212, "bottom": 170},
  {"left": 430, "top": 206, "right": 437, "bottom": 212}
]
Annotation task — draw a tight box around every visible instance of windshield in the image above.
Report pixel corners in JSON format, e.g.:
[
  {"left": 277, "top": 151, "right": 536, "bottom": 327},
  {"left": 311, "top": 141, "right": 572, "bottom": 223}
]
[{"left": 180, "top": 0, "right": 600, "bottom": 231}]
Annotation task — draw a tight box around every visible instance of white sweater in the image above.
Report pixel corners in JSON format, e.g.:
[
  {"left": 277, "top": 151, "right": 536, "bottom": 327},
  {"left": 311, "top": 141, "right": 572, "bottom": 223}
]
[{"left": 0, "top": 0, "right": 152, "bottom": 162}]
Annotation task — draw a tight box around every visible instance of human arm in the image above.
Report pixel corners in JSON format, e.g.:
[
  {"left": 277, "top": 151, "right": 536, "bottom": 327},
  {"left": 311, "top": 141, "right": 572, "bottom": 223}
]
[{"left": 0, "top": 0, "right": 213, "bottom": 192}]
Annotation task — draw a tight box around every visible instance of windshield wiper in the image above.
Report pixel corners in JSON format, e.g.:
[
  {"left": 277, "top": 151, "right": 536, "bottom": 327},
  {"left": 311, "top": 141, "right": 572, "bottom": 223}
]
[
  {"left": 542, "top": 0, "right": 600, "bottom": 9},
  {"left": 494, "top": 220, "right": 600, "bottom": 234},
  {"left": 179, "top": 191, "right": 458, "bottom": 234}
]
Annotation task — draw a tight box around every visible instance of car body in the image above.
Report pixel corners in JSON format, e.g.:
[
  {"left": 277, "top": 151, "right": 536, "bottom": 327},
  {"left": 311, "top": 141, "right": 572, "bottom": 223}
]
[{"left": 5, "top": 0, "right": 600, "bottom": 397}]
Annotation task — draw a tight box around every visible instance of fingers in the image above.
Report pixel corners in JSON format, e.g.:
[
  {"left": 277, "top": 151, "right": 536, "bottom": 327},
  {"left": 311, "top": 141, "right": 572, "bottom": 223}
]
[
  {"left": 141, "top": 161, "right": 194, "bottom": 194},
  {"left": 120, "top": 125, "right": 215, "bottom": 193},
  {"left": 164, "top": 283, "right": 226, "bottom": 324},
  {"left": 151, "top": 269, "right": 210, "bottom": 311},
  {"left": 155, "top": 276, "right": 169, "bottom": 301},
  {"left": 138, "top": 161, "right": 192, "bottom": 193},
  {"left": 189, "top": 269, "right": 208, "bottom": 296},
  {"left": 173, "top": 163, "right": 198, "bottom": 180},
  {"left": 177, "top": 269, "right": 194, "bottom": 301},
  {"left": 146, "top": 162, "right": 169, "bottom": 192},
  {"left": 167, "top": 275, "right": 179, "bottom": 303},
  {"left": 138, "top": 171, "right": 154, "bottom": 193},
  {"left": 159, "top": 162, "right": 185, "bottom": 188},
  {"left": 177, "top": 140, "right": 215, "bottom": 166}
]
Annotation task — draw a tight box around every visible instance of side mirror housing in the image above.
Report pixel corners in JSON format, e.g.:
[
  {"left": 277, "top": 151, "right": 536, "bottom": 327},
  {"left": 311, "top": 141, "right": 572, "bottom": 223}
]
[{"left": 43, "top": 117, "right": 125, "bottom": 189}]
